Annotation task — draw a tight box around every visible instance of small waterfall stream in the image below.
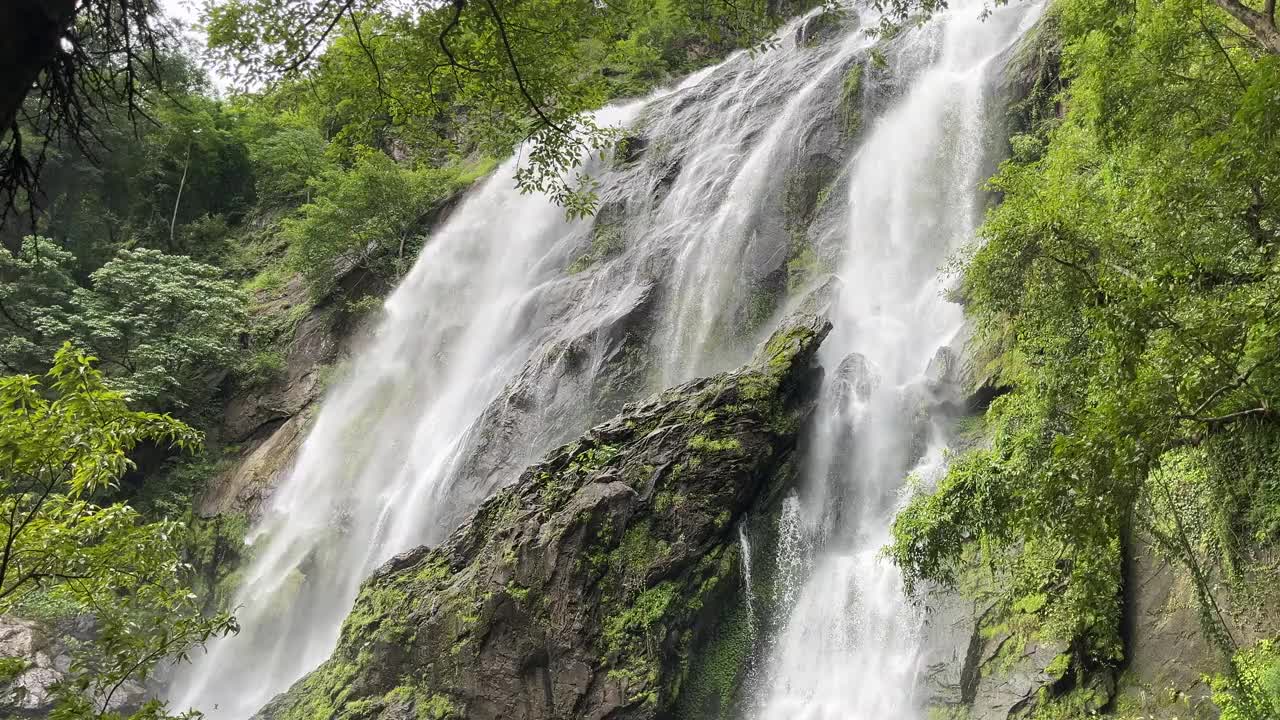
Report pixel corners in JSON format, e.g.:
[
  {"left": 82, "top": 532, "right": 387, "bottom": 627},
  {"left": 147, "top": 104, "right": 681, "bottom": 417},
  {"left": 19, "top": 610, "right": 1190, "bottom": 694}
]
[{"left": 171, "top": 3, "right": 1041, "bottom": 717}]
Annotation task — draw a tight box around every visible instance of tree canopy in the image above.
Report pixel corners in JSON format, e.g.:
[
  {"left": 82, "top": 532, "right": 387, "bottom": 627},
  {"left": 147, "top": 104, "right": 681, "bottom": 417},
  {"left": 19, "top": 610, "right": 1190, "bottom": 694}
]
[{"left": 889, "top": 0, "right": 1280, "bottom": 712}]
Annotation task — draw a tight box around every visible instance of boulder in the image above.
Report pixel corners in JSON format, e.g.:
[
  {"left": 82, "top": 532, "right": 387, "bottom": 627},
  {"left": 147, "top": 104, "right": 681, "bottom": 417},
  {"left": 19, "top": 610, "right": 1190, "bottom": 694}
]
[{"left": 0, "top": 616, "right": 146, "bottom": 718}]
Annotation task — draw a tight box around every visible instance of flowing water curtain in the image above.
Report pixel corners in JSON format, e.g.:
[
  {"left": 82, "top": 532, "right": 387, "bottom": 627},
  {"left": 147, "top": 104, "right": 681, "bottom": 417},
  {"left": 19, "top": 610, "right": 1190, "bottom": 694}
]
[
  {"left": 169, "top": 12, "right": 873, "bottom": 717},
  {"left": 753, "top": 0, "right": 1043, "bottom": 717}
]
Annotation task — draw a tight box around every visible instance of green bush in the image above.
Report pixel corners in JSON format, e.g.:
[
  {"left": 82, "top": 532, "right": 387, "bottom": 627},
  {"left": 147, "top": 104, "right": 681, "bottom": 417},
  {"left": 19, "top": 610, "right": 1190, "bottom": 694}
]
[{"left": 284, "top": 149, "right": 493, "bottom": 297}]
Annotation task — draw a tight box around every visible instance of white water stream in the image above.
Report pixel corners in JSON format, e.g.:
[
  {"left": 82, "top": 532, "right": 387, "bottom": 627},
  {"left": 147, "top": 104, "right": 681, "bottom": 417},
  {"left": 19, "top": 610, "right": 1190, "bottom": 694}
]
[
  {"left": 757, "top": 2, "right": 1041, "bottom": 718},
  {"left": 171, "top": 3, "right": 1039, "bottom": 717}
]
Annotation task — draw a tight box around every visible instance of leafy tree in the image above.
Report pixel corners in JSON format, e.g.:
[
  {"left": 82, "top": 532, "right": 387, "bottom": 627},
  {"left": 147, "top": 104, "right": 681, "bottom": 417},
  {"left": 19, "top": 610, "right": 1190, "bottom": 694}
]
[
  {"left": 868, "top": 0, "right": 1279, "bottom": 52},
  {"left": 0, "top": 240, "right": 247, "bottom": 411},
  {"left": 72, "top": 248, "right": 248, "bottom": 410},
  {"left": 1213, "top": 640, "right": 1280, "bottom": 720},
  {"left": 245, "top": 113, "right": 330, "bottom": 206},
  {"left": 202, "top": 0, "right": 816, "bottom": 216},
  {"left": 0, "top": 237, "right": 80, "bottom": 372},
  {"left": 1, "top": 0, "right": 185, "bottom": 238},
  {"left": 889, "top": 0, "right": 1280, "bottom": 709},
  {"left": 1, "top": 0, "right": 813, "bottom": 228},
  {"left": 0, "top": 344, "right": 236, "bottom": 717},
  {"left": 283, "top": 149, "right": 491, "bottom": 296},
  {"left": 134, "top": 98, "right": 255, "bottom": 255}
]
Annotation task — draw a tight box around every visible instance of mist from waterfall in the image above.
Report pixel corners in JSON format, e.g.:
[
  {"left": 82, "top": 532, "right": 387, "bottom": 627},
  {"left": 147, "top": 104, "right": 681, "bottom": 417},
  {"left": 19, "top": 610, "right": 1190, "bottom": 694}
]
[{"left": 168, "top": 2, "right": 1040, "bottom": 716}]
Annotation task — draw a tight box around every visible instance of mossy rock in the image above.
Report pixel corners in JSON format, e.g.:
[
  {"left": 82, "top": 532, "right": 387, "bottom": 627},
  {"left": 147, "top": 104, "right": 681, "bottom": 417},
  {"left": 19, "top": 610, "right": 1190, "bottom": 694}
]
[{"left": 256, "top": 314, "right": 832, "bottom": 720}]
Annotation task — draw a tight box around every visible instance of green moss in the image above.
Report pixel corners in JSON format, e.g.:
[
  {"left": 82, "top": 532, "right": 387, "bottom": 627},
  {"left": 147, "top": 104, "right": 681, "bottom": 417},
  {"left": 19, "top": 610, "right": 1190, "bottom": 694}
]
[
  {"left": 568, "top": 223, "right": 626, "bottom": 273},
  {"left": 0, "top": 657, "right": 27, "bottom": 684},
  {"left": 688, "top": 435, "right": 743, "bottom": 453},
  {"left": 1029, "top": 683, "right": 1111, "bottom": 719},
  {"left": 610, "top": 522, "right": 671, "bottom": 584},
  {"left": 926, "top": 706, "right": 971, "bottom": 720},
  {"left": 786, "top": 243, "right": 822, "bottom": 292},
  {"left": 1044, "top": 651, "right": 1071, "bottom": 680},
  {"left": 265, "top": 656, "right": 362, "bottom": 720},
  {"left": 603, "top": 581, "right": 679, "bottom": 654},
  {"left": 417, "top": 693, "right": 457, "bottom": 720},
  {"left": 415, "top": 554, "right": 452, "bottom": 585},
  {"left": 813, "top": 181, "right": 837, "bottom": 214},
  {"left": 342, "top": 578, "right": 415, "bottom": 646},
  {"left": 763, "top": 321, "right": 819, "bottom": 372},
  {"left": 655, "top": 490, "right": 687, "bottom": 512},
  {"left": 746, "top": 284, "right": 780, "bottom": 331},
  {"left": 506, "top": 581, "right": 530, "bottom": 603},
  {"left": 674, "top": 599, "right": 751, "bottom": 720},
  {"left": 244, "top": 263, "right": 293, "bottom": 295},
  {"left": 569, "top": 444, "right": 620, "bottom": 473},
  {"left": 839, "top": 63, "right": 864, "bottom": 138},
  {"left": 602, "top": 580, "right": 681, "bottom": 707}
]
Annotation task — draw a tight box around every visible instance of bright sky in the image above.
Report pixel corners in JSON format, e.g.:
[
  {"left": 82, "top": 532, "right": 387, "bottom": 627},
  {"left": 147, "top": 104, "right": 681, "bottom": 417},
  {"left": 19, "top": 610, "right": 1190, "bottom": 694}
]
[
  {"left": 161, "top": 0, "right": 202, "bottom": 28},
  {"left": 160, "top": 0, "right": 236, "bottom": 92}
]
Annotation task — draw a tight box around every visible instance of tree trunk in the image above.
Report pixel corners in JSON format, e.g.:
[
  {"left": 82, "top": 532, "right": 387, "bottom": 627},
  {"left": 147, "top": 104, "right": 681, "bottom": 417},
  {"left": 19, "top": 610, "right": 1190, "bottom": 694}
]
[
  {"left": 169, "top": 138, "right": 193, "bottom": 251},
  {"left": 1211, "top": 0, "right": 1280, "bottom": 54},
  {"left": 0, "top": 0, "right": 78, "bottom": 134}
]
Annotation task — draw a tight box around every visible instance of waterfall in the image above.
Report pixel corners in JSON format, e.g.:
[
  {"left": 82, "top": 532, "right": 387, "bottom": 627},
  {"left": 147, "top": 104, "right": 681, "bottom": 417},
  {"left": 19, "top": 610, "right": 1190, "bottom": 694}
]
[
  {"left": 170, "top": 2, "right": 1040, "bottom": 716},
  {"left": 738, "top": 519, "right": 758, "bottom": 638},
  {"left": 756, "top": 1, "right": 1041, "bottom": 718}
]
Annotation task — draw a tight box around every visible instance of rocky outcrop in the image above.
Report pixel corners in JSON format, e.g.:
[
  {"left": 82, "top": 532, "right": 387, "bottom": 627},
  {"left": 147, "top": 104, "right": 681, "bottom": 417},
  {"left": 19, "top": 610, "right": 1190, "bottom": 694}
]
[
  {"left": 1116, "top": 533, "right": 1280, "bottom": 719},
  {"left": 199, "top": 276, "right": 368, "bottom": 519},
  {"left": 0, "top": 616, "right": 146, "bottom": 717},
  {"left": 254, "top": 314, "right": 830, "bottom": 720}
]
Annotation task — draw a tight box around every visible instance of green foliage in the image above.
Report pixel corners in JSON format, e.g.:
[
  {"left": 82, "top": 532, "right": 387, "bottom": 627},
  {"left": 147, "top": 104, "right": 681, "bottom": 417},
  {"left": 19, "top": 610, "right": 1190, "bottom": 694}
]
[
  {"left": 284, "top": 149, "right": 490, "bottom": 297},
  {"left": 688, "top": 435, "right": 743, "bottom": 453},
  {"left": 74, "top": 248, "right": 248, "bottom": 409},
  {"left": 28, "top": 90, "right": 254, "bottom": 265},
  {"left": 241, "top": 349, "right": 288, "bottom": 388},
  {"left": 203, "top": 0, "right": 820, "bottom": 217},
  {"left": 890, "top": 0, "right": 1280, "bottom": 663},
  {"left": 0, "top": 237, "right": 80, "bottom": 371},
  {"left": 673, "top": 597, "right": 752, "bottom": 720},
  {"left": 839, "top": 63, "right": 864, "bottom": 137},
  {"left": 1212, "top": 640, "right": 1280, "bottom": 720},
  {"left": 568, "top": 222, "right": 626, "bottom": 273},
  {"left": 245, "top": 112, "right": 331, "bottom": 206},
  {"left": 786, "top": 242, "right": 823, "bottom": 292},
  {"left": 1, "top": 238, "right": 248, "bottom": 411},
  {"left": 0, "top": 657, "right": 28, "bottom": 683},
  {"left": 0, "top": 346, "right": 237, "bottom": 716}
]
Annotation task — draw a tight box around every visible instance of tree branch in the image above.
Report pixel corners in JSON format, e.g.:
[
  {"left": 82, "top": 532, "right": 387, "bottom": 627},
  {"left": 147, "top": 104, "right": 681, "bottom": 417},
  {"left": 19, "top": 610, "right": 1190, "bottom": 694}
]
[
  {"left": 480, "top": 0, "right": 568, "bottom": 134},
  {"left": 1209, "top": 0, "right": 1280, "bottom": 53}
]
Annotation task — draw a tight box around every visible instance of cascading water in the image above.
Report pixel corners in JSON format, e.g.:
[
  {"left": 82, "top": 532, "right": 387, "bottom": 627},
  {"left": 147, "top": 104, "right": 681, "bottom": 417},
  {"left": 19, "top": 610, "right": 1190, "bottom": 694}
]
[
  {"left": 173, "top": 12, "right": 872, "bottom": 718},
  {"left": 756, "top": 1, "right": 1041, "bottom": 718},
  {"left": 171, "top": 2, "right": 1040, "bottom": 717}
]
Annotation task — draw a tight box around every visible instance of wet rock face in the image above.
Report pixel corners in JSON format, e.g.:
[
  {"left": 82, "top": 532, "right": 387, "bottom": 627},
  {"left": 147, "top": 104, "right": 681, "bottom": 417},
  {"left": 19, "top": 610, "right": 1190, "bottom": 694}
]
[
  {"left": 201, "top": 275, "right": 357, "bottom": 519},
  {"left": 254, "top": 314, "right": 830, "bottom": 720},
  {"left": 830, "top": 352, "right": 877, "bottom": 409},
  {"left": 435, "top": 276, "right": 662, "bottom": 536},
  {"left": 0, "top": 617, "right": 66, "bottom": 716}
]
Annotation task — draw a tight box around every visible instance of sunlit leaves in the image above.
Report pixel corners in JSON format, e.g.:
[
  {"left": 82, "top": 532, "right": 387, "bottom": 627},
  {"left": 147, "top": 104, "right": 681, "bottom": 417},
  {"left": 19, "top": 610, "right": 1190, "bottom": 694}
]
[
  {"left": 203, "top": 0, "right": 814, "bottom": 215},
  {"left": 0, "top": 346, "right": 236, "bottom": 718}
]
